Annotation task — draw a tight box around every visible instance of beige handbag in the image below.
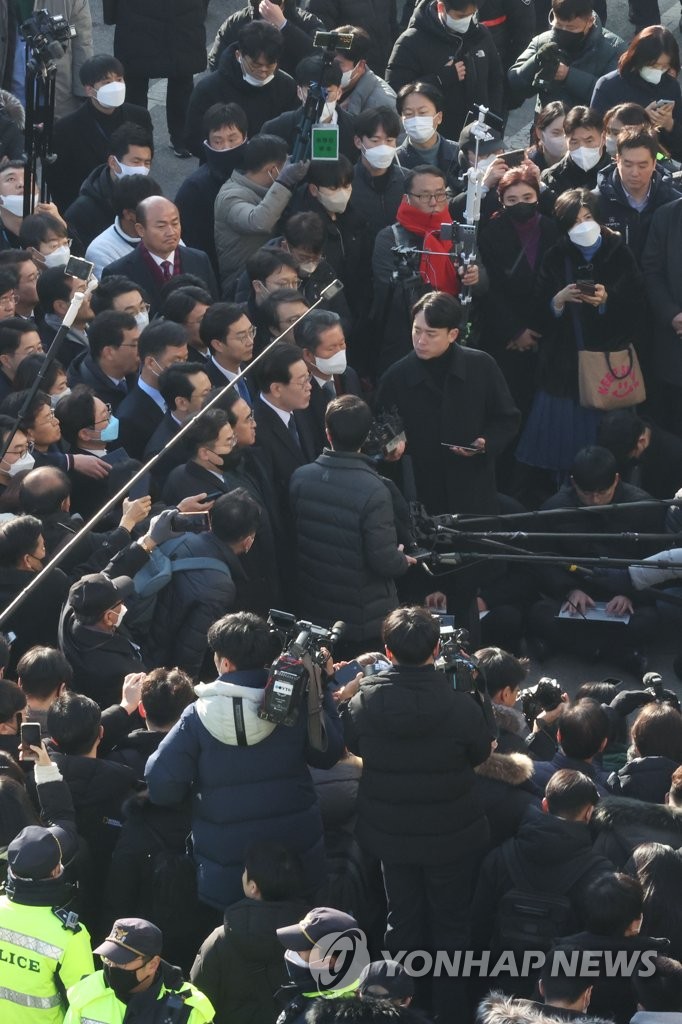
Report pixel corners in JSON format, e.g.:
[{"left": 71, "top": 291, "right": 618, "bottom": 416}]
[{"left": 577, "top": 346, "right": 646, "bottom": 410}]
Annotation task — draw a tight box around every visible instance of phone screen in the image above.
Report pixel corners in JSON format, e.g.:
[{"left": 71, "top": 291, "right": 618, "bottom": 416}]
[{"left": 20, "top": 722, "right": 41, "bottom": 755}]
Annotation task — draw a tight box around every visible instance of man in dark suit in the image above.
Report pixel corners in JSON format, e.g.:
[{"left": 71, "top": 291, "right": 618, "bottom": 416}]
[
  {"left": 35, "top": 269, "right": 95, "bottom": 371},
  {"left": 252, "top": 342, "right": 316, "bottom": 521},
  {"left": 200, "top": 302, "right": 256, "bottom": 403},
  {"left": 116, "top": 320, "right": 189, "bottom": 460},
  {"left": 162, "top": 407, "right": 238, "bottom": 506},
  {"left": 293, "top": 309, "right": 362, "bottom": 454},
  {"left": 46, "top": 54, "right": 154, "bottom": 213},
  {"left": 68, "top": 310, "right": 141, "bottom": 413},
  {"left": 144, "top": 362, "right": 213, "bottom": 483},
  {"left": 102, "top": 197, "right": 219, "bottom": 312}
]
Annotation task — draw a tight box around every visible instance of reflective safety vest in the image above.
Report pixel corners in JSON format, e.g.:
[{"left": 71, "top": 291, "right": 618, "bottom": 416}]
[
  {"left": 64, "top": 970, "right": 215, "bottom": 1024},
  {"left": 0, "top": 894, "right": 94, "bottom": 1024}
]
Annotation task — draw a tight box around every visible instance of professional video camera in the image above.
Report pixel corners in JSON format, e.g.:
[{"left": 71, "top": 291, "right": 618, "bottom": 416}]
[
  {"left": 517, "top": 677, "right": 563, "bottom": 728},
  {"left": 390, "top": 243, "right": 422, "bottom": 287},
  {"left": 532, "top": 41, "right": 568, "bottom": 90},
  {"left": 20, "top": 9, "right": 75, "bottom": 67},
  {"left": 259, "top": 609, "right": 345, "bottom": 726},
  {"left": 643, "top": 672, "right": 682, "bottom": 712},
  {"left": 436, "top": 625, "right": 480, "bottom": 693},
  {"left": 363, "top": 408, "right": 406, "bottom": 460},
  {"left": 291, "top": 30, "right": 353, "bottom": 161}
]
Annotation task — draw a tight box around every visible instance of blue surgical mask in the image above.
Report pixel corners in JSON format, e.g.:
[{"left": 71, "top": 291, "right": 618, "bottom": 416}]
[{"left": 99, "top": 416, "right": 119, "bottom": 442}]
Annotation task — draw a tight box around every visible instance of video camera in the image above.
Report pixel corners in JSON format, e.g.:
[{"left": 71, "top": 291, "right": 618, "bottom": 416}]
[
  {"left": 518, "top": 677, "right": 563, "bottom": 728},
  {"left": 363, "top": 408, "right": 406, "bottom": 460},
  {"left": 532, "top": 41, "right": 568, "bottom": 90},
  {"left": 259, "top": 609, "right": 345, "bottom": 726},
  {"left": 643, "top": 672, "right": 682, "bottom": 713},
  {"left": 436, "top": 625, "right": 480, "bottom": 693},
  {"left": 290, "top": 30, "right": 353, "bottom": 161},
  {"left": 20, "top": 9, "right": 75, "bottom": 66},
  {"left": 390, "top": 243, "right": 422, "bottom": 286},
  {"left": 313, "top": 31, "right": 354, "bottom": 50}
]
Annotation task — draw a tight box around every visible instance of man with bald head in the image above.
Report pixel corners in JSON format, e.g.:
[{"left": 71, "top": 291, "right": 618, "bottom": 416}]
[{"left": 102, "top": 196, "right": 218, "bottom": 310}]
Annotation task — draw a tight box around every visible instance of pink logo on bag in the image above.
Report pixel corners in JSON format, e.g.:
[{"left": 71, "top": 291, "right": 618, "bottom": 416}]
[{"left": 598, "top": 364, "right": 639, "bottom": 399}]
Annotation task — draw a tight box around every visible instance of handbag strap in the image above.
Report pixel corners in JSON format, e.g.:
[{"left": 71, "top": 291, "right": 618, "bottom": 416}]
[{"left": 604, "top": 349, "right": 634, "bottom": 380}]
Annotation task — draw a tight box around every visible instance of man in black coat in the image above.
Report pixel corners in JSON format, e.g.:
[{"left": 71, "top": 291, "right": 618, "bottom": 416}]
[
  {"left": 184, "top": 22, "right": 298, "bottom": 157},
  {"left": 68, "top": 310, "right": 141, "bottom": 414},
  {"left": 144, "top": 362, "right": 212, "bottom": 481},
  {"left": 102, "top": 197, "right": 219, "bottom": 313},
  {"left": 290, "top": 396, "right": 412, "bottom": 650},
  {"left": 209, "top": 0, "right": 325, "bottom": 76},
  {"left": 541, "top": 105, "right": 611, "bottom": 200},
  {"left": 387, "top": 0, "right": 504, "bottom": 140},
  {"left": 350, "top": 106, "right": 407, "bottom": 238},
  {"left": 376, "top": 290, "right": 520, "bottom": 516},
  {"left": 46, "top": 54, "right": 153, "bottom": 212},
  {"left": 342, "top": 605, "right": 492, "bottom": 1024}
]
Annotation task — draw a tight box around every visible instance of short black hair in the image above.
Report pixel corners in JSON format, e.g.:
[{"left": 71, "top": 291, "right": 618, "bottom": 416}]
[
  {"left": 112, "top": 174, "right": 162, "bottom": 220},
  {"left": 0, "top": 679, "right": 26, "bottom": 725},
  {"left": 260, "top": 289, "right": 308, "bottom": 333},
  {"left": 79, "top": 53, "right": 124, "bottom": 86},
  {"left": 184, "top": 407, "right": 231, "bottom": 457},
  {"left": 161, "top": 286, "right": 213, "bottom": 326},
  {"left": 158, "top": 362, "right": 208, "bottom": 411},
  {"left": 211, "top": 488, "right": 261, "bottom": 543},
  {"left": 89, "top": 275, "right": 147, "bottom": 315},
  {"left": 200, "top": 302, "right": 247, "bottom": 350},
  {"left": 19, "top": 466, "right": 71, "bottom": 517},
  {"left": 208, "top": 611, "right": 274, "bottom": 669},
  {"left": 540, "top": 944, "right": 593, "bottom": 1004},
  {"left": 597, "top": 410, "right": 646, "bottom": 467},
  {"left": 0, "top": 318, "right": 39, "bottom": 359},
  {"left": 203, "top": 101, "right": 248, "bottom": 139},
  {"left": 88, "top": 310, "right": 137, "bottom": 360},
  {"left": 582, "top": 872, "right": 643, "bottom": 937},
  {"left": 308, "top": 154, "right": 353, "bottom": 189},
  {"left": 554, "top": 187, "right": 601, "bottom": 234},
  {"left": 544, "top": 768, "right": 599, "bottom": 817},
  {"left": 294, "top": 308, "right": 341, "bottom": 354},
  {"left": 237, "top": 20, "right": 283, "bottom": 62},
  {"left": 0, "top": 515, "right": 42, "bottom": 568},
  {"left": 54, "top": 384, "right": 96, "bottom": 446},
  {"left": 283, "top": 212, "right": 325, "bottom": 253},
  {"left": 382, "top": 606, "right": 439, "bottom": 666},
  {"left": 354, "top": 105, "right": 401, "bottom": 141},
  {"left": 244, "top": 840, "right": 305, "bottom": 901},
  {"left": 0, "top": 267, "right": 18, "bottom": 295},
  {"left": 412, "top": 291, "right": 462, "bottom": 331},
  {"left": 1, "top": 388, "right": 51, "bottom": 430},
  {"left": 295, "top": 54, "right": 342, "bottom": 88},
  {"left": 475, "top": 647, "right": 528, "bottom": 698},
  {"left": 404, "top": 165, "right": 447, "bottom": 194},
  {"left": 396, "top": 81, "right": 444, "bottom": 115},
  {"left": 47, "top": 692, "right": 101, "bottom": 756},
  {"left": 557, "top": 699, "right": 610, "bottom": 760},
  {"left": 18, "top": 213, "right": 66, "bottom": 250},
  {"left": 17, "top": 646, "right": 73, "bottom": 701},
  {"left": 634, "top": 956, "right": 682, "bottom": 1012},
  {"left": 108, "top": 121, "right": 154, "bottom": 160},
  {"left": 241, "top": 134, "right": 288, "bottom": 174},
  {"left": 571, "top": 446, "right": 618, "bottom": 492},
  {"left": 138, "top": 320, "right": 187, "bottom": 363},
  {"left": 256, "top": 342, "right": 305, "bottom": 393},
  {"left": 246, "top": 248, "right": 298, "bottom": 284},
  {"left": 632, "top": 703, "right": 682, "bottom": 761},
  {"left": 140, "top": 668, "right": 195, "bottom": 728},
  {"left": 333, "top": 24, "right": 370, "bottom": 63},
  {"left": 552, "top": 0, "right": 593, "bottom": 17},
  {"left": 325, "top": 395, "right": 371, "bottom": 452},
  {"left": 36, "top": 267, "right": 71, "bottom": 312},
  {"left": 13, "top": 354, "right": 65, "bottom": 395}
]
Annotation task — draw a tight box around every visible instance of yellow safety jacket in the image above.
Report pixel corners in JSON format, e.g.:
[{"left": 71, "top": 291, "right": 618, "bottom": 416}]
[
  {"left": 64, "top": 969, "right": 215, "bottom": 1023},
  {"left": 0, "top": 894, "right": 94, "bottom": 1023}
]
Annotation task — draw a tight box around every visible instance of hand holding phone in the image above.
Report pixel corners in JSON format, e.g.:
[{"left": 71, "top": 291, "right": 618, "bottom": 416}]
[{"left": 20, "top": 722, "right": 42, "bottom": 760}]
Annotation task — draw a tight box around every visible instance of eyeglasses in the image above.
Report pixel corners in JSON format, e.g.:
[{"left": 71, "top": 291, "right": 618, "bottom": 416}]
[
  {"left": 42, "top": 238, "right": 72, "bottom": 254},
  {"left": 91, "top": 403, "right": 112, "bottom": 427},
  {"left": 279, "top": 314, "right": 303, "bottom": 327},
  {"left": 6, "top": 441, "right": 34, "bottom": 458},
  {"left": 270, "top": 278, "right": 302, "bottom": 290},
  {"left": 123, "top": 302, "right": 150, "bottom": 316},
  {"left": 409, "top": 191, "right": 448, "bottom": 203},
  {"left": 119, "top": 341, "right": 140, "bottom": 349},
  {"left": 230, "top": 326, "right": 257, "bottom": 343},
  {"left": 243, "top": 54, "right": 278, "bottom": 73},
  {"left": 289, "top": 373, "right": 313, "bottom": 390},
  {"left": 0, "top": 292, "right": 16, "bottom": 308}
]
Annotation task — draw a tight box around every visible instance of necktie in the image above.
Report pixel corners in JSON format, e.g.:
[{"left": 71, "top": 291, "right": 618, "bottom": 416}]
[
  {"left": 287, "top": 414, "right": 301, "bottom": 449},
  {"left": 160, "top": 260, "right": 173, "bottom": 282},
  {"left": 324, "top": 379, "right": 336, "bottom": 399},
  {"left": 237, "top": 377, "right": 251, "bottom": 405}
]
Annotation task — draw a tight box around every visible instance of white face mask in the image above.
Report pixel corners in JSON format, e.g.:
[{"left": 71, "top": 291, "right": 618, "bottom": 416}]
[
  {"left": 570, "top": 146, "right": 601, "bottom": 171},
  {"left": 50, "top": 388, "right": 70, "bottom": 407},
  {"left": 134, "top": 310, "right": 150, "bottom": 330},
  {"left": 605, "top": 135, "right": 618, "bottom": 157},
  {"left": 317, "top": 187, "right": 352, "bottom": 213},
  {"left": 340, "top": 67, "right": 355, "bottom": 88},
  {"left": 43, "top": 244, "right": 71, "bottom": 268},
  {"left": 568, "top": 220, "right": 601, "bottom": 247},
  {"left": 443, "top": 12, "right": 473, "bottom": 33},
  {"left": 0, "top": 194, "right": 25, "bottom": 217},
  {"left": 362, "top": 144, "right": 396, "bottom": 169},
  {"left": 298, "top": 260, "right": 319, "bottom": 275},
  {"left": 5, "top": 451, "right": 35, "bottom": 477},
  {"left": 403, "top": 116, "right": 437, "bottom": 143},
  {"left": 539, "top": 131, "right": 567, "bottom": 161},
  {"left": 315, "top": 350, "right": 347, "bottom": 375},
  {"left": 321, "top": 100, "right": 337, "bottom": 119},
  {"left": 114, "top": 161, "right": 150, "bottom": 180},
  {"left": 114, "top": 604, "right": 127, "bottom": 628},
  {"left": 96, "top": 80, "right": 126, "bottom": 108},
  {"left": 476, "top": 154, "right": 497, "bottom": 172},
  {"left": 639, "top": 65, "right": 665, "bottom": 85},
  {"left": 240, "top": 59, "right": 275, "bottom": 87}
]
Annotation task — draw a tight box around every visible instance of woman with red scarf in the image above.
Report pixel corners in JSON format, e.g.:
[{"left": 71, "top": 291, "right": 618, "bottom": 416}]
[{"left": 371, "top": 165, "right": 480, "bottom": 372}]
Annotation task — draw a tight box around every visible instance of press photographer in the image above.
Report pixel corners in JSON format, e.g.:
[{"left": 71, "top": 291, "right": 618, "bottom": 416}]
[{"left": 145, "top": 610, "right": 344, "bottom": 913}]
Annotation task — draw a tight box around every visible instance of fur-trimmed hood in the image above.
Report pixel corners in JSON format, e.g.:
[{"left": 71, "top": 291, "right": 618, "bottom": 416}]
[
  {"left": 592, "top": 795, "right": 682, "bottom": 837},
  {"left": 493, "top": 703, "right": 529, "bottom": 737},
  {"left": 476, "top": 993, "right": 613, "bottom": 1024},
  {"left": 475, "top": 751, "right": 534, "bottom": 786}
]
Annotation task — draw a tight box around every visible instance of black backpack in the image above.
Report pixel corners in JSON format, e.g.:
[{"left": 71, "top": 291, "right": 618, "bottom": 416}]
[{"left": 493, "top": 844, "right": 574, "bottom": 955}]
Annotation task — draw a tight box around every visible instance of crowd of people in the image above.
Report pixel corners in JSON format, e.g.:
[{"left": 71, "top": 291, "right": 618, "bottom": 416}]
[{"left": 3, "top": 0, "right": 682, "bottom": 1021}]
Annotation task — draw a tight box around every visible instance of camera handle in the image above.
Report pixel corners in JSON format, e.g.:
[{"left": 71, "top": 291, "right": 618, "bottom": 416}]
[{"left": 303, "top": 650, "right": 329, "bottom": 753}]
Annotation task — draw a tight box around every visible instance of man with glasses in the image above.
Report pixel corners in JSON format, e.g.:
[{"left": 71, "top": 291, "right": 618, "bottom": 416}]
[
  {"left": 372, "top": 165, "right": 481, "bottom": 370},
  {"left": 90, "top": 275, "right": 151, "bottom": 330},
  {"left": 184, "top": 21, "right": 298, "bottom": 157},
  {"left": 0, "top": 414, "right": 35, "bottom": 494},
  {"left": 65, "top": 917, "right": 212, "bottom": 1023},
  {"left": 0, "top": 251, "right": 40, "bottom": 319},
  {"left": 36, "top": 267, "right": 95, "bottom": 370},
  {"left": 0, "top": 317, "right": 43, "bottom": 402},
  {"left": 162, "top": 408, "right": 239, "bottom": 507},
  {"left": 200, "top": 303, "right": 256, "bottom": 401},
  {"left": 0, "top": 267, "right": 18, "bottom": 321},
  {"left": 260, "top": 288, "right": 310, "bottom": 346},
  {"left": 68, "top": 310, "right": 141, "bottom": 413},
  {"left": 145, "top": 362, "right": 213, "bottom": 479}
]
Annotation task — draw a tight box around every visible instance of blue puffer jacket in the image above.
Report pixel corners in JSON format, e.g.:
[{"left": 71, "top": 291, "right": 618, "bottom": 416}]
[{"left": 145, "top": 670, "right": 344, "bottom": 909}]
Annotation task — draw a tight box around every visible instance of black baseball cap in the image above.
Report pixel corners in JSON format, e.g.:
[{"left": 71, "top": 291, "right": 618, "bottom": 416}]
[
  {"left": 94, "top": 918, "right": 163, "bottom": 965},
  {"left": 7, "top": 824, "right": 75, "bottom": 879},
  {"left": 277, "top": 908, "right": 361, "bottom": 952},
  {"left": 67, "top": 573, "right": 134, "bottom": 619},
  {"left": 458, "top": 121, "right": 503, "bottom": 155},
  {"left": 359, "top": 960, "right": 415, "bottom": 1000}
]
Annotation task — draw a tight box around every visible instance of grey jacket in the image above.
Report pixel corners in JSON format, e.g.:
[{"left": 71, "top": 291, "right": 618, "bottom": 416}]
[
  {"left": 507, "top": 22, "right": 625, "bottom": 113},
  {"left": 214, "top": 170, "right": 293, "bottom": 294},
  {"left": 339, "top": 68, "right": 397, "bottom": 116},
  {"left": 40, "top": 0, "right": 93, "bottom": 117},
  {"left": 642, "top": 195, "right": 682, "bottom": 380}
]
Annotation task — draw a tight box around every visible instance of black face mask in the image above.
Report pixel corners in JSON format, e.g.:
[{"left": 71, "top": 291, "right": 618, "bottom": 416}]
[
  {"left": 505, "top": 201, "right": 539, "bottom": 223},
  {"left": 551, "top": 27, "right": 586, "bottom": 54},
  {"left": 103, "top": 963, "right": 144, "bottom": 1003}
]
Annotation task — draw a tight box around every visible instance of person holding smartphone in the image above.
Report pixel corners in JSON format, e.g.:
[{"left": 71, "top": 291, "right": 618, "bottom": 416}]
[{"left": 591, "top": 26, "right": 682, "bottom": 161}]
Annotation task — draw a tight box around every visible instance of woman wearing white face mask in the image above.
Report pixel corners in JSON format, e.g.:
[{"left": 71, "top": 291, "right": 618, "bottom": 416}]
[
  {"left": 542, "top": 106, "right": 610, "bottom": 200},
  {"left": 517, "top": 187, "right": 646, "bottom": 478},
  {"left": 591, "top": 26, "right": 682, "bottom": 161},
  {"left": 395, "top": 81, "right": 461, "bottom": 194},
  {"left": 528, "top": 101, "right": 569, "bottom": 172}
]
